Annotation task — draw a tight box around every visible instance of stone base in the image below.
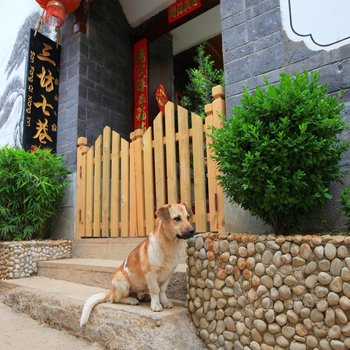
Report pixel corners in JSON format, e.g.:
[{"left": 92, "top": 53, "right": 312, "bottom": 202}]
[
  {"left": 187, "top": 233, "right": 350, "bottom": 349},
  {"left": 0, "top": 277, "right": 205, "bottom": 350},
  {"left": 0, "top": 240, "right": 72, "bottom": 280}
]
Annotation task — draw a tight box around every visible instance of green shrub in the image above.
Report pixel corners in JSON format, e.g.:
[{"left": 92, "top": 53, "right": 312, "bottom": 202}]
[
  {"left": 180, "top": 43, "right": 224, "bottom": 117},
  {"left": 0, "top": 146, "right": 68, "bottom": 241},
  {"left": 340, "top": 187, "right": 350, "bottom": 230},
  {"left": 210, "top": 71, "right": 349, "bottom": 234}
]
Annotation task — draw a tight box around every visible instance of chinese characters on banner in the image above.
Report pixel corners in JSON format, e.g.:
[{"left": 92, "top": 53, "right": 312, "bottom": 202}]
[
  {"left": 23, "top": 29, "right": 60, "bottom": 152},
  {"left": 133, "top": 39, "right": 149, "bottom": 130},
  {"left": 168, "top": 0, "right": 202, "bottom": 24},
  {"left": 155, "top": 84, "right": 169, "bottom": 114}
]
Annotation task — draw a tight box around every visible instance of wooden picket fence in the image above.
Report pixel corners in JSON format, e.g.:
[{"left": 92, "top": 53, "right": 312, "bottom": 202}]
[{"left": 76, "top": 85, "right": 225, "bottom": 238}]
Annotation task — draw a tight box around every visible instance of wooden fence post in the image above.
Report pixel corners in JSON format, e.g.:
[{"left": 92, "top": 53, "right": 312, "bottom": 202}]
[
  {"left": 165, "top": 102, "right": 178, "bottom": 205},
  {"left": 153, "top": 112, "right": 166, "bottom": 209},
  {"left": 76, "top": 137, "right": 89, "bottom": 238},
  {"left": 143, "top": 127, "right": 155, "bottom": 235},
  {"left": 110, "top": 131, "right": 121, "bottom": 237},
  {"left": 120, "top": 138, "right": 130, "bottom": 237},
  {"left": 205, "top": 103, "right": 218, "bottom": 232},
  {"left": 212, "top": 85, "right": 225, "bottom": 233},
  {"left": 130, "top": 129, "right": 145, "bottom": 236},
  {"left": 192, "top": 111, "right": 207, "bottom": 232},
  {"left": 178, "top": 105, "right": 191, "bottom": 208},
  {"left": 102, "top": 126, "right": 111, "bottom": 237}
]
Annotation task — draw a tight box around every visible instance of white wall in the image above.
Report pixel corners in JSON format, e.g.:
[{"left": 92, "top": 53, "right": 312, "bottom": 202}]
[
  {"left": 280, "top": 0, "right": 350, "bottom": 51},
  {"left": 0, "top": 0, "right": 42, "bottom": 147},
  {"left": 171, "top": 5, "right": 221, "bottom": 55}
]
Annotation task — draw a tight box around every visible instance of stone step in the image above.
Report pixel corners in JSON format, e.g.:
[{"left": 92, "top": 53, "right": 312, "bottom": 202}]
[
  {"left": 72, "top": 238, "right": 188, "bottom": 263},
  {"left": 38, "top": 258, "right": 187, "bottom": 301},
  {"left": 0, "top": 277, "right": 204, "bottom": 350},
  {"left": 72, "top": 238, "right": 144, "bottom": 260}
]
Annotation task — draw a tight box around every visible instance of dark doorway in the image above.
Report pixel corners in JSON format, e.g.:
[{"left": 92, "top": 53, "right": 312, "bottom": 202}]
[
  {"left": 173, "top": 34, "right": 223, "bottom": 106},
  {"left": 148, "top": 34, "right": 174, "bottom": 122}
]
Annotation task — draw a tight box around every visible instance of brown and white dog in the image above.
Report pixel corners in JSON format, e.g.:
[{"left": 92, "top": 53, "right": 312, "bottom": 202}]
[{"left": 80, "top": 203, "right": 194, "bottom": 326}]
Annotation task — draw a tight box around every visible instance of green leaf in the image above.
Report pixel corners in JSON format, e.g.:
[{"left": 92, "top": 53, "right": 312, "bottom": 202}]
[
  {"left": 0, "top": 146, "right": 69, "bottom": 241},
  {"left": 209, "top": 71, "right": 348, "bottom": 234}
]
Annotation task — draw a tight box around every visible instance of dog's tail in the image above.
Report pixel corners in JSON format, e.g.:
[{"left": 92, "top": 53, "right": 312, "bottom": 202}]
[{"left": 80, "top": 292, "right": 107, "bottom": 327}]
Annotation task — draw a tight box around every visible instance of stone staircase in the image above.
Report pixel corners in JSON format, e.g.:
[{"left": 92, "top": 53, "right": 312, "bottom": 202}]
[
  {"left": 37, "top": 258, "right": 188, "bottom": 300},
  {"left": 0, "top": 240, "right": 204, "bottom": 349},
  {"left": 0, "top": 277, "right": 203, "bottom": 350}
]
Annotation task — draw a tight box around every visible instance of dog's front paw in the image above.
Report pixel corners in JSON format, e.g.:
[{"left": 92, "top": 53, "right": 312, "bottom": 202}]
[
  {"left": 129, "top": 297, "right": 140, "bottom": 305},
  {"left": 161, "top": 299, "right": 173, "bottom": 309},
  {"left": 151, "top": 302, "right": 163, "bottom": 312}
]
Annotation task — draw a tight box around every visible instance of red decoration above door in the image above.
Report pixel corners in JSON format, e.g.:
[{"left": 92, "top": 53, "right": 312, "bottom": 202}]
[{"left": 168, "top": 0, "right": 202, "bottom": 24}]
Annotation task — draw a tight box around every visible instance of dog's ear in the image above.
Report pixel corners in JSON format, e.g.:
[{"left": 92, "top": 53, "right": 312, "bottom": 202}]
[
  {"left": 183, "top": 203, "right": 193, "bottom": 219},
  {"left": 156, "top": 205, "right": 170, "bottom": 221}
]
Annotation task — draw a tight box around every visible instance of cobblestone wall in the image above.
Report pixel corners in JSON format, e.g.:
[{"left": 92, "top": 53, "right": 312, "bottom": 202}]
[
  {"left": 0, "top": 240, "right": 72, "bottom": 280},
  {"left": 187, "top": 233, "right": 350, "bottom": 350}
]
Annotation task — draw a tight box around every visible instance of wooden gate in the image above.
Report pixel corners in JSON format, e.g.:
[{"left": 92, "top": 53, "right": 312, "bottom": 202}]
[{"left": 76, "top": 86, "right": 225, "bottom": 238}]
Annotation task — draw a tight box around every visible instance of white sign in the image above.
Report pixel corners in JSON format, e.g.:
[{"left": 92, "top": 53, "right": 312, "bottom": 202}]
[{"left": 280, "top": 0, "right": 350, "bottom": 51}]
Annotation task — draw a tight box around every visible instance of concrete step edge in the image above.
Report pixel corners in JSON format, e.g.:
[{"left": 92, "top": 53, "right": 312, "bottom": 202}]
[
  {"left": 0, "top": 277, "right": 204, "bottom": 350},
  {"left": 0, "top": 276, "right": 186, "bottom": 319}
]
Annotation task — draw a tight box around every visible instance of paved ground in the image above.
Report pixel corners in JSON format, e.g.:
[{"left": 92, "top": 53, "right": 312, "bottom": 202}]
[{"left": 0, "top": 302, "right": 103, "bottom": 350}]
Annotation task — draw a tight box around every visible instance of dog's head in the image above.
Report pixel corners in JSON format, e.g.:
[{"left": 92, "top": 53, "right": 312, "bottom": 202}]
[{"left": 156, "top": 203, "right": 194, "bottom": 240}]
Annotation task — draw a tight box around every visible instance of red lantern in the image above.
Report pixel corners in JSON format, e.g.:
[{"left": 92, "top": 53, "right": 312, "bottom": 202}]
[{"left": 36, "top": 0, "right": 81, "bottom": 27}]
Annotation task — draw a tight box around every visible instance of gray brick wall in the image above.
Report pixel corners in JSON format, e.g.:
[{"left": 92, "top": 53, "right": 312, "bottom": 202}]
[
  {"left": 57, "top": 0, "right": 133, "bottom": 172},
  {"left": 221, "top": 0, "right": 350, "bottom": 232},
  {"left": 57, "top": 14, "right": 80, "bottom": 172},
  {"left": 79, "top": 0, "right": 133, "bottom": 146},
  {"left": 221, "top": 0, "right": 350, "bottom": 110},
  {"left": 52, "top": 0, "right": 133, "bottom": 239}
]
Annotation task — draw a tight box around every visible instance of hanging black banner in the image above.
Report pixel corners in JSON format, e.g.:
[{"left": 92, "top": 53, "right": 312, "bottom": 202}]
[{"left": 23, "top": 29, "right": 61, "bottom": 152}]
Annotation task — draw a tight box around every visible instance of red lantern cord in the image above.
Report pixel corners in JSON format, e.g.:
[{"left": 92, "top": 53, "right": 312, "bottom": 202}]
[
  {"left": 45, "top": 1, "right": 65, "bottom": 27},
  {"left": 35, "top": 0, "right": 81, "bottom": 28}
]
